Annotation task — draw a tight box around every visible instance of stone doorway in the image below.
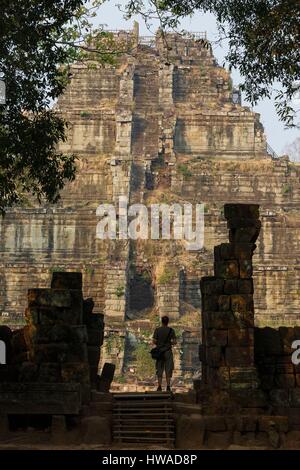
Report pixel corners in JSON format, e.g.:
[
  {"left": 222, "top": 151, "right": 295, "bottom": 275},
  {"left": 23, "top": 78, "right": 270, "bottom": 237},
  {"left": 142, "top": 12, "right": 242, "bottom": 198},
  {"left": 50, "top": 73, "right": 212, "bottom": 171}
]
[{"left": 98, "top": 314, "right": 201, "bottom": 393}]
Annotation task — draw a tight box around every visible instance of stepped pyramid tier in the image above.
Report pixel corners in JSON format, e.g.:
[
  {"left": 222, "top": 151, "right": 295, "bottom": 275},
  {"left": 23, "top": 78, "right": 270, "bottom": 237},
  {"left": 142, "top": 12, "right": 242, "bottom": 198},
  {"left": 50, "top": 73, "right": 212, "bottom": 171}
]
[{"left": 1, "top": 25, "right": 300, "bottom": 391}]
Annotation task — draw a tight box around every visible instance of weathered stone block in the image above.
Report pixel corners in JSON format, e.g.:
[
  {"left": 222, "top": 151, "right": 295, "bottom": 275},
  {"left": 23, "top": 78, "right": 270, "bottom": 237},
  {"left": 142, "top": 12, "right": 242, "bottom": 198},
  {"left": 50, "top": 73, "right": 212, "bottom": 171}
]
[
  {"left": 231, "top": 294, "right": 253, "bottom": 313},
  {"left": 175, "top": 414, "right": 205, "bottom": 449},
  {"left": 71, "top": 325, "right": 88, "bottom": 344},
  {"left": 0, "top": 364, "right": 18, "bottom": 382},
  {"left": 259, "top": 373, "right": 275, "bottom": 391},
  {"left": 89, "top": 366, "right": 99, "bottom": 384},
  {"left": 0, "top": 383, "right": 81, "bottom": 414},
  {"left": 224, "top": 204, "right": 259, "bottom": 221},
  {"left": 87, "top": 328, "right": 104, "bottom": 346},
  {"left": 284, "top": 430, "right": 300, "bottom": 449},
  {"left": 51, "top": 324, "right": 78, "bottom": 343},
  {"left": 61, "top": 362, "right": 90, "bottom": 385},
  {"left": 218, "top": 295, "right": 231, "bottom": 311},
  {"left": 269, "top": 389, "right": 290, "bottom": 407},
  {"left": 236, "top": 415, "right": 258, "bottom": 432},
  {"left": 229, "top": 367, "right": 258, "bottom": 385},
  {"left": 0, "top": 414, "right": 9, "bottom": 438},
  {"left": 18, "top": 361, "right": 38, "bottom": 382},
  {"left": 199, "top": 344, "right": 205, "bottom": 362},
  {"left": 239, "top": 259, "right": 253, "bottom": 279},
  {"left": 51, "top": 415, "right": 67, "bottom": 444},
  {"left": 97, "top": 362, "right": 115, "bottom": 392},
  {"left": 66, "top": 342, "right": 88, "bottom": 363},
  {"left": 207, "top": 431, "right": 231, "bottom": 449},
  {"left": 228, "top": 328, "right": 254, "bottom": 347},
  {"left": 225, "top": 346, "right": 254, "bottom": 367},
  {"left": 83, "top": 297, "right": 94, "bottom": 318},
  {"left": 37, "top": 363, "right": 61, "bottom": 383},
  {"left": 224, "top": 280, "right": 238, "bottom": 295},
  {"left": 219, "top": 243, "right": 235, "bottom": 260},
  {"left": 84, "top": 312, "right": 104, "bottom": 331},
  {"left": 11, "top": 351, "right": 31, "bottom": 364},
  {"left": 0, "top": 326, "right": 12, "bottom": 354},
  {"left": 275, "top": 374, "right": 295, "bottom": 389},
  {"left": 227, "top": 218, "right": 261, "bottom": 231},
  {"left": 203, "top": 295, "right": 219, "bottom": 312},
  {"left": 279, "top": 327, "right": 300, "bottom": 355},
  {"left": 11, "top": 328, "right": 28, "bottom": 353},
  {"left": 39, "top": 306, "right": 81, "bottom": 327},
  {"left": 51, "top": 272, "right": 82, "bottom": 290},
  {"left": 206, "top": 346, "right": 224, "bottom": 367},
  {"left": 234, "top": 243, "right": 255, "bottom": 260},
  {"left": 33, "top": 343, "right": 68, "bottom": 363},
  {"left": 207, "top": 367, "right": 230, "bottom": 389},
  {"left": 204, "top": 311, "right": 237, "bottom": 330},
  {"left": 206, "top": 329, "right": 228, "bottom": 347},
  {"left": 238, "top": 279, "right": 253, "bottom": 294},
  {"left": 230, "top": 388, "right": 267, "bottom": 408},
  {"left": 229, "top": 226, "right": 260, "bottom": 244},
  {"left": 200, "top": 277, "right": 224, "bottom": 295},
  {"left": 287, "top": 408, "right": 300, "bottom": 426},
  {"left": 214, "top": 260, "right": 239, "bottom": 279},
  {"left": 276, "top": 362, "right": 294, "bottom": 375},
  {"left": 25, "top": 306, "right": 39, "bottom": 325},
  {"left": 28, "top": 289, "right": 72, "bottom": 308},
  {"left": 81, "top": 416, "right": 112, "bottom": 445},
  {"left": 204, "top": 416, "right": 227, "bottom": 432},
  {"left": 259, "top": 416, "right": 289, "bottom": 433},
  {"left": 34, "top": 325, "right": 52, "bottom": 344},
  {"left": 87, "top": 346, "right": 100, "bottom": 366}
]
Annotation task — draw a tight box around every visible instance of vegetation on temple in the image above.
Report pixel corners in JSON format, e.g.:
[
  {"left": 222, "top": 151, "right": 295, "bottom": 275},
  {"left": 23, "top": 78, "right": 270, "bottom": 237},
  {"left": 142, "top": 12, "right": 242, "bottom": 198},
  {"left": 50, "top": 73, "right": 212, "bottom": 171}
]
[
  {"left": 0, "top": 0, "right": 131, "bottom": 213},
  {"left": 124, "top": 0, "right": 300, "bottom": 127}
]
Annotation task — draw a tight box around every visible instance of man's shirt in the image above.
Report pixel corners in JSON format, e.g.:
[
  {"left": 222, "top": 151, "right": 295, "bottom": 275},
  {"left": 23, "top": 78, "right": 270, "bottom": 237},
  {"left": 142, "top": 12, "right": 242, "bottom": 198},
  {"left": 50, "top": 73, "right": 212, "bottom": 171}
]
[{"left": 153, "top": 326, "right": 176, "bottom": 349}]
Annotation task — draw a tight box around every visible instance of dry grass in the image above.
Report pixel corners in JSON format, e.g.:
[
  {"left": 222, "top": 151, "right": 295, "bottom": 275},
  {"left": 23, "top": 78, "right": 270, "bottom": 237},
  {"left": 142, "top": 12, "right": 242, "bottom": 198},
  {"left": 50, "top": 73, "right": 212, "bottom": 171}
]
[{"left": 178, "top": 302, "right": 200, "bottom": 327}]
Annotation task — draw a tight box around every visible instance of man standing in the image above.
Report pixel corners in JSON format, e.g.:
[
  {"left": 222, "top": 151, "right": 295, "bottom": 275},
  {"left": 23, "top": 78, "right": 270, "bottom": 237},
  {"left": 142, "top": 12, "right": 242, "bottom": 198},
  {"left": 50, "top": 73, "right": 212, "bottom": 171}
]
[{"left": 153, "top": 316, "right": 176, "bottom": 392}]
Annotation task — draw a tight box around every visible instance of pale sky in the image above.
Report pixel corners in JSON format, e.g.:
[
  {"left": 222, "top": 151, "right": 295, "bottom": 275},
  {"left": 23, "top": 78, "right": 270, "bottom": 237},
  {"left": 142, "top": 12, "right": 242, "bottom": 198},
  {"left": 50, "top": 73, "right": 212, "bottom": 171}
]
[{"left": 95, "top": 0, "right": 299, "bottom": 155}]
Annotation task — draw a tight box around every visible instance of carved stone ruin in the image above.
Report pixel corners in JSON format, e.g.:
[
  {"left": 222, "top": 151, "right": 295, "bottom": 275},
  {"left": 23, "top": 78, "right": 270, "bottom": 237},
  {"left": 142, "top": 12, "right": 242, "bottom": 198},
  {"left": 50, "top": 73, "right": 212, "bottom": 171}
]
[
  {"left": 1, "top": 26, "right": 300, "bottom": 391},
  {"left": 200, "top": 203, "right": 261, "bottom": 403}
]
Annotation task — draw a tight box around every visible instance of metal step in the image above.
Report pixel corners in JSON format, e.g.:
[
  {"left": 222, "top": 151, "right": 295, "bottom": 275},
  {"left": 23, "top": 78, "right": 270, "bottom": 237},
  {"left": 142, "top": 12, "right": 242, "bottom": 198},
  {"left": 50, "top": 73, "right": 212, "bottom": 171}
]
[
  {"left": 113, "top": 436, "right": 174, "bottom": 443},
  {"left": 113, "top": 392, "right": 171, "bottom": 400},
  {"left": 113, "top": 429, "right": 172, "bottom": 436},
  {"left": 114, "top": 422, "right": 174, "bottom": 430},
  {"left": 113, "top": 418, "right": 174, "bottom": 424},
  {"left": 114, "top": 400, "right": 172, "bottom": 406},
  {"left": 112, "top": 392, "right": 175, "bottom": 445},
  {"left": 113, "top": 409, "right": 173, "bottom": 419},
  {"left": 114, "top": 403, "right": 173, "bottom": 414}
]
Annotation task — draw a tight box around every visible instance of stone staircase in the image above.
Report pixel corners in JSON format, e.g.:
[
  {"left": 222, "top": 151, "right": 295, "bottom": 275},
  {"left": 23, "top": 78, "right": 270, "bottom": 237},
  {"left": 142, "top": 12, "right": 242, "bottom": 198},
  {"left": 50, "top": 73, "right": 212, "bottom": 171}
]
[{"left": 112, "top": 392, "right": 175, "bottom": 445}]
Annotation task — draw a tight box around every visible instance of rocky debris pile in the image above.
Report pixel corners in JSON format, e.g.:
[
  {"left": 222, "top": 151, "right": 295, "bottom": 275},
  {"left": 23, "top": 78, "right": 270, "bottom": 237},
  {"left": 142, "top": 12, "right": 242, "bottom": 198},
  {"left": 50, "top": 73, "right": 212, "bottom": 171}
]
[
  {"left": 255, "top": 326, "right": 300, "bottom": 409},
  {"left": 0, "top": 272, "right": 104, "bottom": 403}
]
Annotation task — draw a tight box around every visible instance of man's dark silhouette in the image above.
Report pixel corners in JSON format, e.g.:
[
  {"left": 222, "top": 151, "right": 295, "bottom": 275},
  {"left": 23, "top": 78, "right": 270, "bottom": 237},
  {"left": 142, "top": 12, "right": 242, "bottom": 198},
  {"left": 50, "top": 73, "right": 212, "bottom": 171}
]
[{"left": 153, "top": 316, "right": 176, "bottom": 392}]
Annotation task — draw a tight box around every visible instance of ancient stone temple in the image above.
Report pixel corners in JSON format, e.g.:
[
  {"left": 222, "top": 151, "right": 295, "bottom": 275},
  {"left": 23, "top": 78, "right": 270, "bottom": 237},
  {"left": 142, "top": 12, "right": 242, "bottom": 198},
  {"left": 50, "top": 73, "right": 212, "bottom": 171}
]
[{"left": 1, "top": 24, "right": 300, "bottom": 390}]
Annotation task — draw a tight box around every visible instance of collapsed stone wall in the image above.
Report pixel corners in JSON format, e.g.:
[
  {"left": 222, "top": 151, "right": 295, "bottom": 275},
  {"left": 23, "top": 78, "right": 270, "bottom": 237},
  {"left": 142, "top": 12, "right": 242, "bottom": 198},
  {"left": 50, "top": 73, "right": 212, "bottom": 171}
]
[
  {"left": 255, "top": 327, "right": 300, "bottom": 395},
  {"left": 200, "top": 204, "right": 261, "bottom": 401},
  {"left": 0, "top": 272, "right": 104, "bottom": 403},
  {"left": 186, "top": 203, "right": 300, "bottom": 448}
]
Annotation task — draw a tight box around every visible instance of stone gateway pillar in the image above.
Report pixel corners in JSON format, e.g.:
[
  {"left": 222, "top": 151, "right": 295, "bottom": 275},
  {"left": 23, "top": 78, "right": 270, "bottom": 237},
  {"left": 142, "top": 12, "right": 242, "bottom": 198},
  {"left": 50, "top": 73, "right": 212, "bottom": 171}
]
[{"left": 200, "top": 204, "right": 261, "bottom": 393}]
